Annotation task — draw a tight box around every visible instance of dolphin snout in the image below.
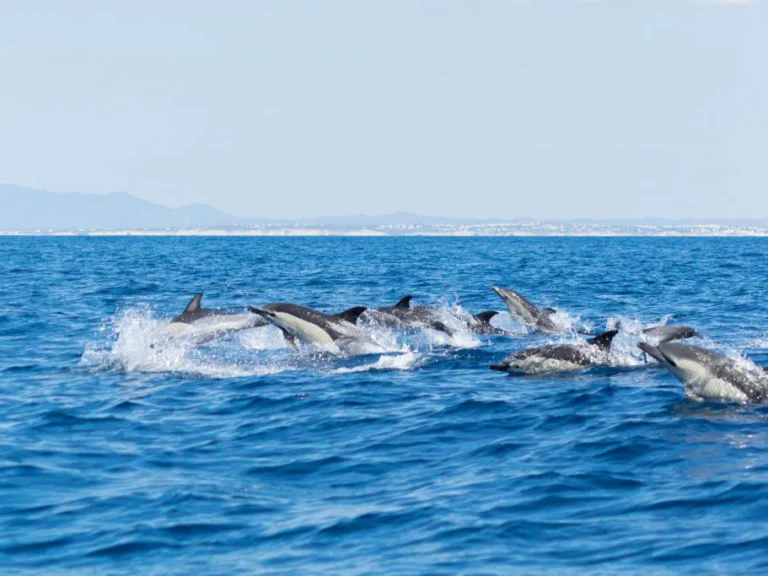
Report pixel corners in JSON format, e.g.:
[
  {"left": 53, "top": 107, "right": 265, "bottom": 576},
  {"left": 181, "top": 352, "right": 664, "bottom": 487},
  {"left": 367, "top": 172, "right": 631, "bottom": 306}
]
[
  {"left": 248, "top": 306, "right": 275, "bottom": 319},
  {"left": 492, "top": 286, "right": 507, "bottom": 299},
  {"left": 638, "top": 342, "right": 668, "bottom": 365}
]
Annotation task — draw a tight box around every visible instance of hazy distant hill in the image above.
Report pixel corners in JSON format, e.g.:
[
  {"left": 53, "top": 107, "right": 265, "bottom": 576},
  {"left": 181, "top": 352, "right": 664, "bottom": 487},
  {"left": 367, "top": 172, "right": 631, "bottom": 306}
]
[
  {"left": 2, "top": 184, "right": 766, "bottom": 232},
  {"left": 0, "top": 185, "right": 239, "bottom": 230}
]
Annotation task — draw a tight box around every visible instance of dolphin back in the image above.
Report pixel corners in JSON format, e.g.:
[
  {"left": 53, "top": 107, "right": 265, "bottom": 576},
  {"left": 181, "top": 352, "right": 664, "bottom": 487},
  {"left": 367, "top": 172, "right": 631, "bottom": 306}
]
[{"left": 587, "top": 330, "right": 619, "bottom": 350}]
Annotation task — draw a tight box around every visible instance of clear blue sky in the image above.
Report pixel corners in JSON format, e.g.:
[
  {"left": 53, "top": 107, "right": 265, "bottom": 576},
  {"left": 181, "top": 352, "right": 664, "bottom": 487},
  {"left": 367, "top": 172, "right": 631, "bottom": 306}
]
[{"left": 1, "top": 0, "right": 766, "bottom": 219}]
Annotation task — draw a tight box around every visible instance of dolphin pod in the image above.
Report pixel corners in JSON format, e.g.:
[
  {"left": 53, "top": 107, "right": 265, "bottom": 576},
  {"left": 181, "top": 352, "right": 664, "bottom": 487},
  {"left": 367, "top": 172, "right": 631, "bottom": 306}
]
[{"left": 163, "top": 288, "right": 766, "bottom": 403}]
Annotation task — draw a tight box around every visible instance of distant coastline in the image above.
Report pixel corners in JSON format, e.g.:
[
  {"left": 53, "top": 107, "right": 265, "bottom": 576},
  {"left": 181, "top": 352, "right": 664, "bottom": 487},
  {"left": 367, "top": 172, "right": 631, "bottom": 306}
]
[
  {"left": 3, "top": 185, "right": 768, "bottom": 237},
  {"left": 3, "top": 224, "right": 768, "bottom": 237}
]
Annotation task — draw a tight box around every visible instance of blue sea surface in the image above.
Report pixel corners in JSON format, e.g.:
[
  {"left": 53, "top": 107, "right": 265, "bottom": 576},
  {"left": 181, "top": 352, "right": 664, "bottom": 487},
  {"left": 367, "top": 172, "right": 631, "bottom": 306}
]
[{"left": 2, "top": 237, "right": 768, "bottom": 575}]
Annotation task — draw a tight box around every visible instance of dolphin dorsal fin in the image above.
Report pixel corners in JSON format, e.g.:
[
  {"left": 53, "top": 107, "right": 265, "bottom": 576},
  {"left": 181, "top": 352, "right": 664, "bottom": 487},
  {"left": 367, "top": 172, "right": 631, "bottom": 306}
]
[
  {"left": 541, "top": 307, "right": 557, "bottom": 316},
  {"left": 588, "top": 329, "right": 619, "bottom": 350},
  {"left": 335, "top": 306, "right": 367, "bottom": 324},
  {"left": 394, "top": 296, "right": 413, "bottom": 309},
  {"left": 184, "top": 293, "right": 204, "bottom": 314},
  {"left": 474, "top": 311, "right": 499, "bottom": 324}
]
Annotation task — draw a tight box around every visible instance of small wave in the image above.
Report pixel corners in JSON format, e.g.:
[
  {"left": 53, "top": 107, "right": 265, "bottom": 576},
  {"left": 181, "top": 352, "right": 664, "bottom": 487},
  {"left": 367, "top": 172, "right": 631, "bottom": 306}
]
[
  {"left": 329, "top": 351, "right": 421, "bottom": 374},
  {"left": 86, "top": 539, "right": 180, "bottom": 558}
]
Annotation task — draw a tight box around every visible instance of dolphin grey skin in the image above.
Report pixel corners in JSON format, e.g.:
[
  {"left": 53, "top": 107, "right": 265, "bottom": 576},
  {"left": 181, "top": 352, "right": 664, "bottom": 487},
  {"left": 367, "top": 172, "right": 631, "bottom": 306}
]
[
  {"left": 364, "top": 296, "right": 502, "bottom": 336},
  {"left": 367, "top": 296, "right": 455, "bottom": 335},
  {"left": 167, "top": 293, "right": 268, "bottom": 339},
  {"left": 491, "top": 286, "right": 563, "bottom": 333},
  {"left": 249, "top": 303, "right": 385, "bottom": 356},
  {"left": 490, "top": 330, "right": 619, "bottom": 375},
  {"left": 638, "top": 342, "right": 768, "bottom": 403}
]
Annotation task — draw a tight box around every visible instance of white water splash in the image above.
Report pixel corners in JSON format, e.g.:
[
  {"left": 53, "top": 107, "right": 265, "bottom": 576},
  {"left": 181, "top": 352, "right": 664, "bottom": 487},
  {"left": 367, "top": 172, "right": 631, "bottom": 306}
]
[
  {"left": 489, "top": 312, "right": 530, "bottom": 336},
  {"left": 329, "top": 350, "right": 421, "bottom": 374},
  {"left": 743, "top": 335, "right": 768, "bottom": 350},
  {"left": 79, "top": 307, "right": 288, "bottom": 378},
  {"left": 606, "top": 316, "right": 650, "bottom": 367},
  {"left": 500, "top": 305, "right": 592, "bottom": 335},
  {"left": 239, "top": 325, "right": 295, "bottom": 351},
  {"left": 726, "top": 351, "right": 766, "bottom": 376},
  {"left": 79, "top": 305, "right": 469, "bottom": 377},
  {"left": 548, "top": 309, "right": 589, "bottom": 334}
]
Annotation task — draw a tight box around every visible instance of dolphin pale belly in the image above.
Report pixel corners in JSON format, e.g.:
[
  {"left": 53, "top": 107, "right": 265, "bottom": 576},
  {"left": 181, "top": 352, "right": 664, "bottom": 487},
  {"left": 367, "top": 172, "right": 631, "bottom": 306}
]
[
  {"left": 249, "top": 303, "right": 385, "bottom": 356},
  {"left": 490, "top": 330, "right": 619, "bottom": 375},
  {"left": 491, "top": 286, "right": 563, "bottom": 333},
  {"left": 638, "top": 342, "right": 768, "bottom": 403}
]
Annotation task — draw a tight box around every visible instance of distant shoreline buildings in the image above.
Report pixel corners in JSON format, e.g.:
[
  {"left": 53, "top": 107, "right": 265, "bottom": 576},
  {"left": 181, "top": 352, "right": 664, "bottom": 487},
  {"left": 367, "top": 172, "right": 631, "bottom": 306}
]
[
  {"left": 3, "top": 186, "right": 768, "bottom": 237},
  {"left": 3, "top": 221, "right": 768, "bottom": 237}
]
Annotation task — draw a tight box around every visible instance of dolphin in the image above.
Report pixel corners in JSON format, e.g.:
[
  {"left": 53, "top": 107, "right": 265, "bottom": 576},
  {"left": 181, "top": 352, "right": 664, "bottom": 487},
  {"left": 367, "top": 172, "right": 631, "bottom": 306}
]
[
  {"left": 641, "top": 325, "right": 698, "bottom": 344},
  {"left": 491, "top": 286, "right": 563, "bottom": 333},
  {"left": 364, "top": 296, "right": 501, "bottom": 336},
  {"left": 490, "top": 330, "right": 619, "bottom": 375},
  {"left": 467, "top": 310, "right": 507, "bottom": 335},
  {"left": 249, "top": 303, "right": 384, "bottom": 356},
  {"left": 166, "top": 293, "right": 267, "bottom": 340},
  {"left": 638, "top": 342, "right": 768, "bottom": 403},
  {"left": 367, "top": 296, "right": 455, "bottom": 335}
]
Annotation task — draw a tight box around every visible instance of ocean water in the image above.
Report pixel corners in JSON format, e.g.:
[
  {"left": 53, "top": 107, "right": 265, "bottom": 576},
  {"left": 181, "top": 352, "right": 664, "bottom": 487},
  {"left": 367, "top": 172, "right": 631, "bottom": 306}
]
[{"left": 2, "top": 236, "right": 768, "bottom": 575}]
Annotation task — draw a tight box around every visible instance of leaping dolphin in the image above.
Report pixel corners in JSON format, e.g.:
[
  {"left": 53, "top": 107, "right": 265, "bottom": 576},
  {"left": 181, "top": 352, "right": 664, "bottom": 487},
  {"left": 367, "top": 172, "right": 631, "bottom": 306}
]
[
  {"left": 249, "top": 303, "right": 384, "bottom": 356},
  {"left": 365, "top": 296, "right": 501, "bottom": 335},
  {"left": 367, "top": 296, "right": 455, "bottom": 334},
  {"left": 638, "top": 342, "right": 768, "bottom": 403},
  {"left": 490, "top": 330, "right": 619, "bottom": 375},
  {"left": 641, "top": 325, "right": 698, "bottom": 344},
  {"left": 167, "top": 293, "right": 267, "bottom": 340},
  {"left": 491, "top": 286, "right": 563, "bottom": 333}
]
